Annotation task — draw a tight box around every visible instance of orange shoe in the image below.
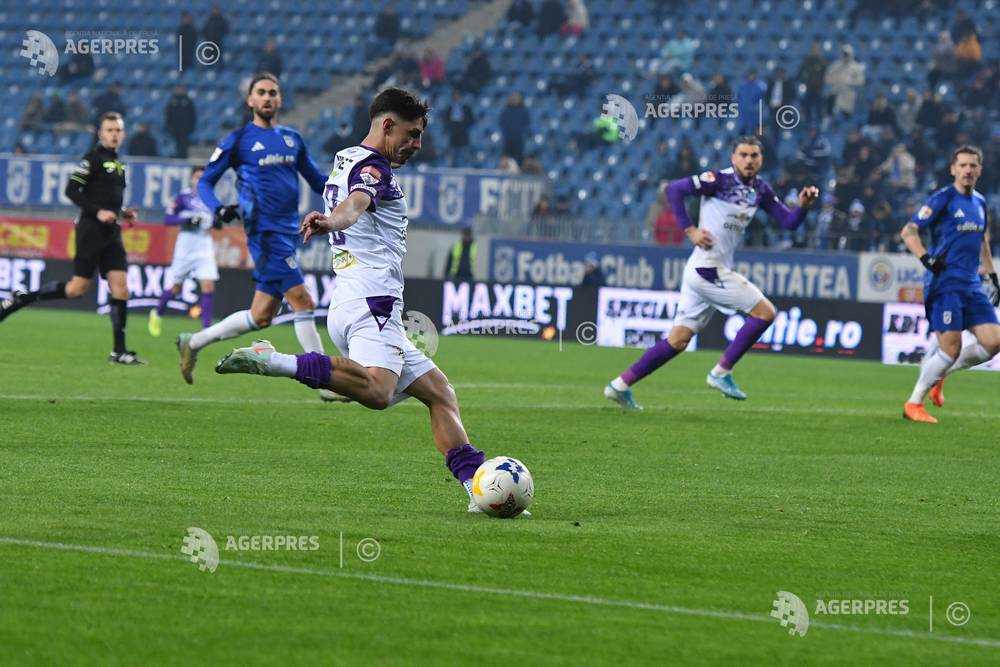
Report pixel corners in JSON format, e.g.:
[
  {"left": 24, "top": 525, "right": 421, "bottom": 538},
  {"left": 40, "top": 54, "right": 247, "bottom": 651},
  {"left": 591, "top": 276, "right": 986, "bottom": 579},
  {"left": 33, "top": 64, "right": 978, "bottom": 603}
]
[
  {"left": 903, "top": 402, "right": 938, "bottom": 424},
  {"left": 929, "top": 379, "right": 946, "bottom": 408}
]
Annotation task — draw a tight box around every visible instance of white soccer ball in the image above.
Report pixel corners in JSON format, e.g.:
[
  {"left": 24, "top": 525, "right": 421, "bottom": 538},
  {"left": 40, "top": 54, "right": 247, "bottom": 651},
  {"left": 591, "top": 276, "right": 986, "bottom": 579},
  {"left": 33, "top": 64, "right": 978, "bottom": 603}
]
[{"left": 471, "top": 456, "right": 534, "bottom": 518}]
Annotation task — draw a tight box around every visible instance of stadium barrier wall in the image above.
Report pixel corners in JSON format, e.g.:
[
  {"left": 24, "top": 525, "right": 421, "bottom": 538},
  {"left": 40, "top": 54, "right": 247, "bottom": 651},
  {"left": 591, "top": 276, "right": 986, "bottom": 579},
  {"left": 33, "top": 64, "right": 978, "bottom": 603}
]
[
  {"left": 488, "top": 238, "right": 858, "bottom": 300},
  {"left": 7, "top": 256, "right": 995, "bottom": 369},
  {"left": 0, "top": 153, "right": 545, "bottom": 228}
]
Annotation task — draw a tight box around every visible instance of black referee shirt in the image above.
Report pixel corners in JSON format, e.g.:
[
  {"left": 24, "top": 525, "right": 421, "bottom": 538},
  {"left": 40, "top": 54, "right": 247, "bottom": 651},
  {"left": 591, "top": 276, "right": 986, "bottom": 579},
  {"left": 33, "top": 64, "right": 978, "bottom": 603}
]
[{"left": 65, "top": 144, "right": 126, "bottom": 228}]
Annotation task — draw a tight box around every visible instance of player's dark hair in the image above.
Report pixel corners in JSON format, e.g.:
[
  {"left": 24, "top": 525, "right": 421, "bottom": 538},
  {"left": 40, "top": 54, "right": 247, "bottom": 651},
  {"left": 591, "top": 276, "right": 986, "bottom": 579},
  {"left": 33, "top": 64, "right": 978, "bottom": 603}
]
[
  {"left": 369, "top": 87, "right": 430, "bottom": 124},
  {"left": 191, "top": 165, "right": 205, "bottom": 176},
  {"left": 97, "top": 111, "right": 123, "bottom": 127},
  {"left": 247, "top": 72, "right": 279, "bottom": 95},
  {"left": 950, "top": 145, "right": 982, "bottom": 165},
  {"left": 732, "top": 135, "right": 763, "bottom": 153}
]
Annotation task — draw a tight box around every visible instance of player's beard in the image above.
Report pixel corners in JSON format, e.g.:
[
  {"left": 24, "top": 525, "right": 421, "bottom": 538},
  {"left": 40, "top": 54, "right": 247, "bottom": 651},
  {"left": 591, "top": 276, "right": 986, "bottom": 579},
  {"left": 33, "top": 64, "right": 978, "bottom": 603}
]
[{"left": 254, "top": 107, "right": 276, "bottom": 124}]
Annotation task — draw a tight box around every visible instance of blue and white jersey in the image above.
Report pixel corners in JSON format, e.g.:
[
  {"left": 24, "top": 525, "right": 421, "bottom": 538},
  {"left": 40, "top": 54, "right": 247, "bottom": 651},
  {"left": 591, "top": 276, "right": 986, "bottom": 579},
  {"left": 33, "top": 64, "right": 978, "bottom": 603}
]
[
  {"left": 198, "top": 123, "right": 327, "bottom": 235},
  {"left": 323, "top": 144, "right": 408, "bottom": 302},
  {"left": 912, "top": 185, "right": 989, "bottom": 299}
]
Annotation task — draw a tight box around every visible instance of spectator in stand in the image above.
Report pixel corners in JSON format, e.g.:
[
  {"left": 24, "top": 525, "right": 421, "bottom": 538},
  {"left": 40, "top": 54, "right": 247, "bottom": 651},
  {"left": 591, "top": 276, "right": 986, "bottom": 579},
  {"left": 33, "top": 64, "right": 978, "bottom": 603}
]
[
  {"left": 460, "top": 47, "right": 493, "bottom": 93},
  {"left": 498, "top": 155, "right": 520, "bottom": 174},
  {"left": 950, "top": 9, "right": 978, "bottom": 44},
  {"left": 561, "top": 0, "right": 588, "bottom": 37},
  {"left": 962, "top": 65, "right": 996, "bottom": 111},
  {"left": 42, "top": 93, "right": 67, "bottom": 125},
  {"left": 581, "top": 252, "right": 606, "bottom": 287},
  {"left": 825, "top": 45, "right": 865, "bottom": 119},
  {"left": 21, "top": 95, "right": 44, "bottom": 131},
  {"left": 799, "top": 126, "right": 832, "bottom": 182},
  {"left": 165, "top": 85, "right": 197, "bottom": 158},
  {"left": 177, "top": 12, "right": 197, "bottom": 70},
  {"left": 897, "top": 89, "right": 920, "bottom": 135},
  {"left": 350, "top": 95, "right": 370, "bottom": 139},
  {"left": 646, "top": 185, "right": 684, "bottom": 246},
  {"left": 375, "top": 6, "right": 401, "bottom": 51},
  {"left": 677, "top": 73, "right": 706, "bottom": 105},
  {"left": 653, "top": 73, "right": 680, "bottom": 99},
  {"left": 736, "top": 70, "right": 766, "bottom": 136},
  {"left": 54, "top": 92, "right": 89, "bottom": 132},
  {"left": 953, "top": 29, "right": 982, "bottom": 71},
  {"left": 127, "top": 123, "right": 159, "bottom": 157},
  {"left": 660, "top": 30, "right": 697, "bottom": 73},
  {"left": 537, "top": 0, "right": 566, "bottom": 37},
  {"left": 865, "top": 93, "right": 898, "bottom": 134},
  {"left": 936, "top": 111, "right": 961, "bottom": 148},
  {"left": 256, "top": 39, "right": 283, "bottom": 77},
  {"left": 521, "top": 154, "right": 543, "bottom": 175},
  {"left": 845, "top": 199, "right": 868, "bottom": 251},
  {"left": 767, "top": 67, "right": 795, "bottom": 114},
  {"left": 854, "top": 145, "right": 880, "bottom": 181},
  {"left": 201, "top": 6, "right": 229, "bottom": 69},
  {"left": 59, "top": 50, "right": 94, "bottom": 82},
  {"left": 814, "top": 193, "right": 844, "bottom": 250},
  {"left": 323, "top": 122, "right": 353, "bottom": 157},
  {"left": 93, "top": 83, "right": 125, "bottom": 122},
  {"left": 531, "top": 195, "right": 556, "bottom": 238},
  {"left": 928, "top": 31, "right": 956, "bottom": 88},
  {"left": 499, "top": 92, "right": 531, "bottom": 163},
  {"left": 444, "top": 228, "right": 477, "bottom": 280},
  {"left": 879, "top": 143, "right": 917, "bottom": 194},
  {"left": 665, "top": 142, "right": 698, "bottom": 181},
  {"left": 507, "top": 0, "right": 534, "bottom": 26},
  {"left": 419, "top": 48, "right": 445, "bottom": 89},
  {"left": 554, "top": 54, "right": 595, "bottom": 96},
  {"left": 915, "top": 89, "right": 943, "bottom": 131},
  {"left": 841, "top": 128, "right": 868, "bottom": 165},
  {"left": 445, "top": 90, "right": 474, "bottom": 167},
  {"left": 798, "top": 41, "right": 827, "bottom": 125},
  {"left": 707, "top": 73, "right": 732, "bottom": 102}
]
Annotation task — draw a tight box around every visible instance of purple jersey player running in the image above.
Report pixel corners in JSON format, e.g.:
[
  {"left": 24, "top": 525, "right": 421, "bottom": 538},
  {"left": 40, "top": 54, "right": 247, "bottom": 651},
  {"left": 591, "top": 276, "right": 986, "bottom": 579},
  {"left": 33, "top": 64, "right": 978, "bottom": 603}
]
[
  {"left": 212, "top": 88, "right": 512, "bottom": 514},
  {"left": 605, "top": 136, "right": 819, "bottom": 409},
  {"left": 148, "top": 166, "right": 218, "bottom": 336}
]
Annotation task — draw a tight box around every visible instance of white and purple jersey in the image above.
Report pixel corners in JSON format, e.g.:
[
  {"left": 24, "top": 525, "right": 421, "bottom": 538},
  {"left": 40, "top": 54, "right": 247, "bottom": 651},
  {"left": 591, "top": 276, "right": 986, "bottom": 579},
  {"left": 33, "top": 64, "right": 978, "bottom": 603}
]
[
  {"left": 323, "top": 145, "right": 408, "bottom": 302},
  {"left": 165, "top": 188, "right": 213, "bottom": 234},
  {"left": 666, "top": 167, "right": 806, "bottom": 269}
]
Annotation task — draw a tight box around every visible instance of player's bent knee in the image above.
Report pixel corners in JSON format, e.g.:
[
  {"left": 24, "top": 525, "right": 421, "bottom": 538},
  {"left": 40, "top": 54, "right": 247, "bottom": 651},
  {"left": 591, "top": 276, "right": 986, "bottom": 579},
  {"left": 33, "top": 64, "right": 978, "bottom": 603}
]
[{"left": 252, "top": 314, "right": 273, "bottom": 328}]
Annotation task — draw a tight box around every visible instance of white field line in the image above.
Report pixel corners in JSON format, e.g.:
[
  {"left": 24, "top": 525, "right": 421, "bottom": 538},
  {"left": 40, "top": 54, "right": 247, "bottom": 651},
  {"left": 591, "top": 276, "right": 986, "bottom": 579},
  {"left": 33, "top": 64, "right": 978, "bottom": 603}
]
[{"left": 0, "top": 537, "right": 997, "bottom": 649}]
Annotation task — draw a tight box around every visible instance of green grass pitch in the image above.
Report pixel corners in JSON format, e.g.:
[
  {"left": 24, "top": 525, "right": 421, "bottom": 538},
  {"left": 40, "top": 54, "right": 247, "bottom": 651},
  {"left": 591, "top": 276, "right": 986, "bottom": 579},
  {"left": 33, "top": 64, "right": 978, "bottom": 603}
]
[{"left": 1, "top": 309, "right": 998, "bottom": 663}]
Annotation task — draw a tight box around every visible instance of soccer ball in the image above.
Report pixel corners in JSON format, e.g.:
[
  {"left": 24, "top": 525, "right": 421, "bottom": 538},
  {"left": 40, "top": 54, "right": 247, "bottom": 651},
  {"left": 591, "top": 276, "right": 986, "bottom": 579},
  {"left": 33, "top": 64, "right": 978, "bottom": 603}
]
[{"left": 471, "top": 456, "right": 534, "bottom": 518}]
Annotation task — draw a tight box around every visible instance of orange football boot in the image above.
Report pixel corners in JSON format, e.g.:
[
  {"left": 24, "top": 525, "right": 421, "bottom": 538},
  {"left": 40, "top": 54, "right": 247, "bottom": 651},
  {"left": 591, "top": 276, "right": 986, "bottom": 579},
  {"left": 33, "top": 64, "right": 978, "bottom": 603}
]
[
  {"left": 903, "top": 402, "right": 938, "bottom": 424},
  {"left": 929, "top": 379, "right": 946, "bottom": 408}
]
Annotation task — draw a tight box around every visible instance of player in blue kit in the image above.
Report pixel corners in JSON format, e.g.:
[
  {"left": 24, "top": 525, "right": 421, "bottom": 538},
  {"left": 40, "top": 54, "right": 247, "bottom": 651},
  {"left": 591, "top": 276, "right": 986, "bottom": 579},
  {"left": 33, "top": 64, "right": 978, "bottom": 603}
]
[
  {"left": 176, "top": 73, "right": 345, "bottom": 401},
  {"left": 901, "top": 145, "right": 1000, "bottom": 423}
]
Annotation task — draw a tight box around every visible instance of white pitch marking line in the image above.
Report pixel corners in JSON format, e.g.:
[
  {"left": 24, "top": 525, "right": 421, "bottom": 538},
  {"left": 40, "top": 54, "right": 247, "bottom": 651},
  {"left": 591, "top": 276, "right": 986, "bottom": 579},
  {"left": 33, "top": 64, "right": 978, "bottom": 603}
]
[{"left": 1, "top": 537, "right": 998, "bottom": 649}]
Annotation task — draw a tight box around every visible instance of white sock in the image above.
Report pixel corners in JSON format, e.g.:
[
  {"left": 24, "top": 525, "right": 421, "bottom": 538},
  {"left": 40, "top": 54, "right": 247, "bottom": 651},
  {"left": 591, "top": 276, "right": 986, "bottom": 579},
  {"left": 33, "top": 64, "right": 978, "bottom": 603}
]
[
  {"left": 908, "top": 349, "right": 955, "bottom": 404},
  {"left": 293, "top": 311, "right": 324, "bottom": 353},
  {"left": 189, "top": 310, "right": 258, "bottom": 351},
  {"left": 710, "top": 364, "right": 730, "bottom": 376},
  {"left": 610, "top": 377, "right": 629, "bottom": 391},
  {"left": 945, "top": 343, "right": 991, "bottom": 376},
  {"left": 267, "top": 352, "right": 298, "bottom": 378}
]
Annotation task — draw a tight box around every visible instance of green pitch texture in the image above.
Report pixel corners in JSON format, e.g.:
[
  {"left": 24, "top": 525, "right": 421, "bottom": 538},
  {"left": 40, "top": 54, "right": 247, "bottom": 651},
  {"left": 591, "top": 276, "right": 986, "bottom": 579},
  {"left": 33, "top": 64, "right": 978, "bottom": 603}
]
[{"left": 1, "top": 309, "right": 997, "bottom": 664}]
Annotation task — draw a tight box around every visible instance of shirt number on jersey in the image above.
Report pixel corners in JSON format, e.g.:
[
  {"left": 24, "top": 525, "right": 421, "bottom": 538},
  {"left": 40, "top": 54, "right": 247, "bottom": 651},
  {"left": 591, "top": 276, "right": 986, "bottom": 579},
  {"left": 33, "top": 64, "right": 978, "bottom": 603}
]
[
  {"left": 330, "top": 231, "right": 347, "bottom": 245},
  {"left": 323, "top": 183, "right": 339, "bottom": 211}
]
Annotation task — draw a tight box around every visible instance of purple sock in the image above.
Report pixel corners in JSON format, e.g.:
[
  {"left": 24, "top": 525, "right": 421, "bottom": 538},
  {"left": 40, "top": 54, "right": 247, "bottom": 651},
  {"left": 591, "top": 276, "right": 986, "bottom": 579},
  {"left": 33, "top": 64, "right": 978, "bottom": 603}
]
[
  {"left": 446, "top": 444, "right": 485, "bottom": 484},
  {"left": 294, "top": 352, "right": 332, "bottom": 388},
  {"left": 719, "top": 316, "right": 771, "bottom": 370},
  {"left": 155, "top": 290, "right": 172, "bottom": 315},
  {"left": 200, "top": 293, "right": 214, "bottom": 328},
  {"left": 621, "top": 338, "right": 681, "bottom": 386}
]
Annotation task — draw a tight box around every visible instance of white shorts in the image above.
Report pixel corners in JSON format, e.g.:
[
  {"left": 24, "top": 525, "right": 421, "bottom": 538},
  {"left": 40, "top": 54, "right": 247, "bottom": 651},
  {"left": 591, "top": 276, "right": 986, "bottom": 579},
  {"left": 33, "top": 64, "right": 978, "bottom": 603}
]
[
  {"left": 326, "top": 296, "right": 437, "bottom": 404},
  {"left": 169, "top": 234, "right": 218, "bottom": 282},
  {"left": 674, "top": 263, "right": 766, "bottom": 333}
]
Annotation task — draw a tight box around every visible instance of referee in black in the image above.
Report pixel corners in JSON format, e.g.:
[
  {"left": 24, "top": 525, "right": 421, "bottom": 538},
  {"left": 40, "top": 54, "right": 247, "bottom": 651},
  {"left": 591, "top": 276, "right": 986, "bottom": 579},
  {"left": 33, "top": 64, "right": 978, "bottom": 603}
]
[{"left": 0, "top": 111, "right": 144, "bottom": 364}]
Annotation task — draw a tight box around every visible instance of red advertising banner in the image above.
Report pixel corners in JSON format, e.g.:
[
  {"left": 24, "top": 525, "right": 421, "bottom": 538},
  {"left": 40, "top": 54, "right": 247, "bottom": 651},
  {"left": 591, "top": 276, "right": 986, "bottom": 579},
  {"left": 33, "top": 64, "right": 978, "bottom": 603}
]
[{"left": 0, "top": 215, "right": 252, "bottom": 268}]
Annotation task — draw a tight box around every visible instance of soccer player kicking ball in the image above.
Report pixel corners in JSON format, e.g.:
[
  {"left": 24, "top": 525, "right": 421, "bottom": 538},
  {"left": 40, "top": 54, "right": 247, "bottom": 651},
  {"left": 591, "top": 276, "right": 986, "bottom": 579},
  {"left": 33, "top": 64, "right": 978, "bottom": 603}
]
[
  {"left": 901, "top": 145, "right": 1000, "bottom": 424},
  {"left": 149, "top": 167, "right": 218, "bottom": 336},
  {"left": 176, "top": 73, "right": 344, "bottom": 402},
  {"left": 605, "top": 136, "right": 819, "bottom": 409},
  {"left": 215, "top": 88, "right": 500, "bottom": 514}
]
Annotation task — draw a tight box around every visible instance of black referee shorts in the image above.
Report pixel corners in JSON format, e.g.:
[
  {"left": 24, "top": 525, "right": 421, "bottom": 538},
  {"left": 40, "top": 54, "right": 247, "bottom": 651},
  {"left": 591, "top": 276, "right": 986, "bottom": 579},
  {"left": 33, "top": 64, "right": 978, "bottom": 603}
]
[{"left": 73, "top": 221, "right": 127, "bottom": 279}]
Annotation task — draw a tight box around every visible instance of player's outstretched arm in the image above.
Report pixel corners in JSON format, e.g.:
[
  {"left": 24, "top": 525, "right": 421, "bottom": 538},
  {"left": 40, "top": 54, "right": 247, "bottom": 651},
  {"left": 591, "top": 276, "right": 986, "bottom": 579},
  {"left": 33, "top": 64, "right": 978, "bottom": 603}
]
[
  {"left": 760, "top": 185, "right": 818, "bottom": 230},
  {"left": 300, "top": 190, "right": 371, "bottom": 242}
]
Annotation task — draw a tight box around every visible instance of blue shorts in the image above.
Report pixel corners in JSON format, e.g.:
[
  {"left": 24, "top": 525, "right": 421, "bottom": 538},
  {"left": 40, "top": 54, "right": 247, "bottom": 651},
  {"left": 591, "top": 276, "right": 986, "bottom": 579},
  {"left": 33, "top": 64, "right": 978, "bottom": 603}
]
[
  {"left": 246, "top": 231, "right": 305, "bottom": 298},
  {"left": 926, "top": 289, "right": 999, "bottom": 333}
]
